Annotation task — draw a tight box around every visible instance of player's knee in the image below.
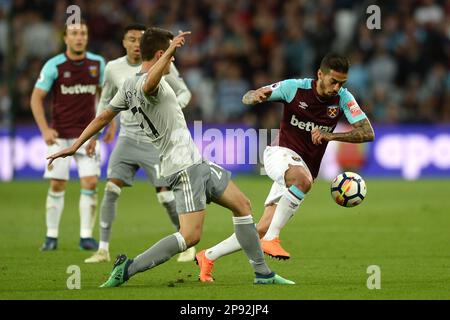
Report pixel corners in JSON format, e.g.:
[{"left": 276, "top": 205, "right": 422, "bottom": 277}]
[
  {"left": 81, "top": 176, "right": 97, "bottom": 190},
  {"left": 156, "top": 186, "right": 170, "bottom": 193},
  {"left": 105, "top": 181, "right": 122, "bottom": 196},
  {"left": 50, "top": 180, "right": 66, "bottom": 192},
  {"left": 108, "top": 178, "right": 124, "bottom": 189},
  {"left": 296, "top": 178, "right": 312, "bottom": 193},
  {"left": 156, "top": 190, "right": 174, "bottom": 204},
  {"left": 235, "top": 195, "right": 252, "bottom": 216},
  {"left": 284, "top": 166, "right": 312, "bottom": 193}
]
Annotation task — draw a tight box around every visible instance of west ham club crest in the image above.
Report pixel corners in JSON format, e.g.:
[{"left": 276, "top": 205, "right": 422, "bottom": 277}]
[
  {"left": 327, "top": 105, "right": 339, "bottom": 118},
  {"left": 89, "top": 65, "right": 98, "bottom": 78}
]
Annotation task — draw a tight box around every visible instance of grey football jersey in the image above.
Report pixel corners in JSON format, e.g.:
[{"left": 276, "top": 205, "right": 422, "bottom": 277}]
[
  {"left": 98, "top": 56, "right": 191, "bottom": 143},
  {"left": 108, "top": 74, "right": 201, "bottom": 177}
]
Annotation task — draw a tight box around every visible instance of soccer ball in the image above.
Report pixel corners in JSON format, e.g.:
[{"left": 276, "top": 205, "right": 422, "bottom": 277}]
[{"left": 330, "top": 172, "right": 367, "bottom": 207}]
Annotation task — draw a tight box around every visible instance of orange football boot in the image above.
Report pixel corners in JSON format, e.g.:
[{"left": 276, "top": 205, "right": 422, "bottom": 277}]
[
  {"left": 260, "top": 237, "right": 290, "bottom": 260},
  {"left": 195, "top": 250, "right": 215, "bottom": 282}
]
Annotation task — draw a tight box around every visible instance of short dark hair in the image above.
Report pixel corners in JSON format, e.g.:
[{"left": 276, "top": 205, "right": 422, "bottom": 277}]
[
  {"left": 63, "top": 19, "right": 88, "bottom": 36},
  {"left": 123, "top": 23, "right": 146, "bottom": 38},
  {"left": 140, "top": 27, "right": 174, "bottom": 61},
  {"left": 320, "top": 53, "right": 350, "bottom": 74}
]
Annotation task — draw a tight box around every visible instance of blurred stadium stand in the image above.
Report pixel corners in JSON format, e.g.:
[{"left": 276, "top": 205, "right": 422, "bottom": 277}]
[{"left": 0, "top": 0, "right": 449, "bottom": 180}]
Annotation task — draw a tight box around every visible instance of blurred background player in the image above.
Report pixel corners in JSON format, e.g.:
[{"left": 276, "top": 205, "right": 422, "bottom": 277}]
[
  {"left": 195, "top": 53, "right": 375, "bottom": 282},
  {"left": 84, "top": 23, "right": 195, "bottom": 264},
  {"left": 30, "top": 22, "right": 105, "bottom": 251},
  {"left": 47, "top": 28, "right": 294, "bottom": 287}
]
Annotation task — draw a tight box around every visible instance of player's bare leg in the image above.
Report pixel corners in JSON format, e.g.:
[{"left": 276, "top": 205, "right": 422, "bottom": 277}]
[
  {"left": 156, "top": 186, "right": 197, "bottom": 262},
  {"left": 256, "top": 204, "right": 276, "bottom": 238},
  {"left": 79, "top": 175, "right": 99, "bottom": 251},
  {"left": 41, "top": 179, "right": 66, "bottom": 251},
  {"left": 261, "top": 164, "right": 312, "bottom": 259},
  {"left": 195, "top": 204, "right": 277, "bottom": 280},
  {"left": 200, "top": 181, "right": 294, "bottom": 284}
]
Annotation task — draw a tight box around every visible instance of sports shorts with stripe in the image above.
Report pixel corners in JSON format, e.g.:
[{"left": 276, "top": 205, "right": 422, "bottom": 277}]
[
  {"left": 107, "top": 136, "right": 168, "bottom": 187},
  {"left": 165, "top": 160, "right": 231, "bottom": 214}
]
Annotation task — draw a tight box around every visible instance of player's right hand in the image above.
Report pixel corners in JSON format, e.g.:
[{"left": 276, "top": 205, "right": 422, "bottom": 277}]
[
  {"left": 253, "top": 87, "right": 272, "bottom": 103},
  {"left": 46, "top": 146, "right": 77, "bottom": 167},
  {"left": 43, "top": 128, "right": 59, "bottom": 145},
  {"left": 169, "top": 31, "right": 191, "bottom": 52}
]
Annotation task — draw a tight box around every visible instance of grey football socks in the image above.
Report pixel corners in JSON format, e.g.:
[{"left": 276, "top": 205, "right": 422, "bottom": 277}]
[
  {"left": 99, "top": 182, "right": 121, "bottom": 243},
  {"left": 127, "top": 232, "right": 186, "bottom": 277},
  {"left": 233, "top": 215, "right": 272, "bottom": 276}
]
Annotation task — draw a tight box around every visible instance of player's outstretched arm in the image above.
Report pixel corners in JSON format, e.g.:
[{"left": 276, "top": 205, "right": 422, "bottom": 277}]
[
  {"left": 311, "top": 118, "right": 375, "bottom": 145},
  {"left": 47, "top": 109, "right": 118, "bottom": 165},
  {"left": 142, "top": 31, "right": 191, "bottom": 95},
  {"left": 242, "top": 87, "right": 273, "bottom": 105}
]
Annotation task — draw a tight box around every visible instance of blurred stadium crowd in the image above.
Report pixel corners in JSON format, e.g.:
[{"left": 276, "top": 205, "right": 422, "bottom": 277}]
[{"left": 0, "top": 0, "right": 449, "bottom": 129}]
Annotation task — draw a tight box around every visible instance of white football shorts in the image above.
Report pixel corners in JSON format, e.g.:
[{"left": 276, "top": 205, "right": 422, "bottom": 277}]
[
  {"left": 44, "top": 138, "right": 101, "bottom": 180},
  {"left": 263, "top": 146, "right": 310, "bottom": 206}
]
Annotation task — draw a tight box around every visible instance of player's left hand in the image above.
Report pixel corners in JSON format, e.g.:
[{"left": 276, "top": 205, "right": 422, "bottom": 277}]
[
  {"left": 85, "top": 138, "right": 97, "bottom": 157},
  {"left": 47, "top": 146, "right": 77, "bottom": 167},
  {"left": 311, "top": 128, "right": 331, "bottom": 145}
]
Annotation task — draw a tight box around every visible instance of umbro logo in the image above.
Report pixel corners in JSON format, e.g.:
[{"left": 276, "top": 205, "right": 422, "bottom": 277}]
[{"left": 298, "top": 101, "right": 308, "bottom": 109}]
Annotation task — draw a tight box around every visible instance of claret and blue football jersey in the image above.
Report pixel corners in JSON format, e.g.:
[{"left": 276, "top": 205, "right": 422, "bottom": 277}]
[
  {"left": 267, "top": 78, "right": 367, "bottom": 178},
  {"left": 35, "top": 52, "right": 105, "bottom": 138}
]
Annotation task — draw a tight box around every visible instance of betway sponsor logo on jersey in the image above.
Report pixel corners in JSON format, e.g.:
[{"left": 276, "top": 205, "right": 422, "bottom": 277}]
[
  {"left": 290, "top": 115, "right": 333, "bottom": 133},
  {"left": 60, "top": 84, "right": 97, "bottom": 95}
]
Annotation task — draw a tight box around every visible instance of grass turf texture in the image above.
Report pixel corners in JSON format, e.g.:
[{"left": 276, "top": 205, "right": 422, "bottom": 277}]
[{"left": 0, "top": 176, "right": 449, "bottom": 299}]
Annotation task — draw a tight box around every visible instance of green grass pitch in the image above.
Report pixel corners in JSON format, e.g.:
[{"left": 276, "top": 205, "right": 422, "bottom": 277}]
[{"left": 0, "top": 176, "right": 449, "bottom": 300}]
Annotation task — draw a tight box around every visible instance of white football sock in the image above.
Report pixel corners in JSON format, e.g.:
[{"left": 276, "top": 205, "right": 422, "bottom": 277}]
[
  {"left": 46, "top": 190, "right": 65, "bottom": 238},
  {"left": 205, "top": 233, "right": 241, "bottom": 261},
  {"left": 99, "top": 241, "right": 109, "bottom": 251},
  {"left": 80, "top": 189, "right": 97, "bottom": 238},
  {"left": 262, "top": 185, "right": 304, "bottom": 241}
]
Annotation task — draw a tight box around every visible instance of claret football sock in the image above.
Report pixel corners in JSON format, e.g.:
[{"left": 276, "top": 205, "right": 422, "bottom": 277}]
[{"left": 99, "top": 182, "right": 121, "bottom": 243}]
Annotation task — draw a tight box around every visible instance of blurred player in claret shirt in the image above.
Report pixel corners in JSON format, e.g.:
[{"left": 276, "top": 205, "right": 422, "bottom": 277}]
[
  {"left": 30, "top": 21, "right": 105, "bottom": 251},
  {"left": 195, "top": 53, "right": 375, "bottom": 282}
]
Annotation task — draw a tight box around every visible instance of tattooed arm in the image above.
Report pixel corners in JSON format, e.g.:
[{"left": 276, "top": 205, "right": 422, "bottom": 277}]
[
  {"left": 242, "top": 87, "right": 273, "bottom": 105},
  {"left": 311, "top": 118, "right": 375, "bottom": 145}
]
